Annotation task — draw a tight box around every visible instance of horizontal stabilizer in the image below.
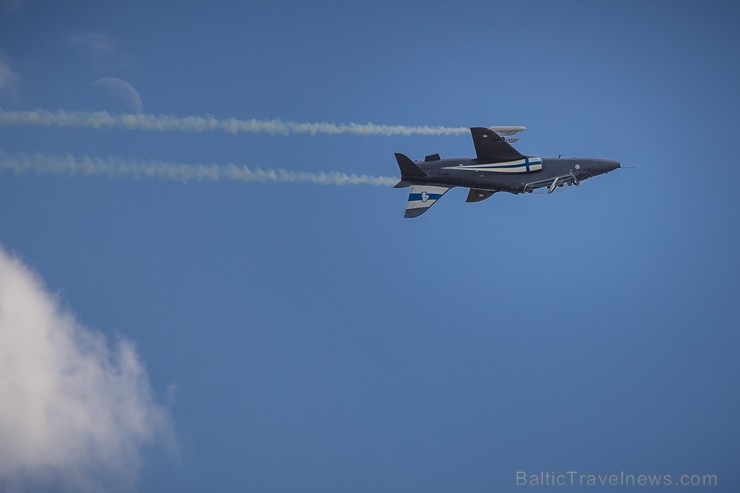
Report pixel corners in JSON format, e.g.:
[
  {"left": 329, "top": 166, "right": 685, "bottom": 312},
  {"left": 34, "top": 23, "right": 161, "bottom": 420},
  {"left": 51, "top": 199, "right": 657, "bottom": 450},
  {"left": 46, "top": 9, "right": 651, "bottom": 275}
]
[
  {"left": 424, "top": 153, "right": 441, "bottom": 162},
  {"left": 466, "top": 189, "right": 496, "bottom": 203},
  {"left": 394, "top": 180, "right": 411, "bottom": 188},
  {"left": 404, "top": 184, "right": 450, "bottom": 218},
  {"left": 395, "top": 153, "right": 427, "bottom": 178}
]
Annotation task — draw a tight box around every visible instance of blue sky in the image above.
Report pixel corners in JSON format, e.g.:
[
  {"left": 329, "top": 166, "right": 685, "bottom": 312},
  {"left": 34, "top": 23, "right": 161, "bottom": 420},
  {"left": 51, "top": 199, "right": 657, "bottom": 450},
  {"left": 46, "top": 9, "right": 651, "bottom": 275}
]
[{"left": 1, "top": 1, "right": 739, "bottom": 492}]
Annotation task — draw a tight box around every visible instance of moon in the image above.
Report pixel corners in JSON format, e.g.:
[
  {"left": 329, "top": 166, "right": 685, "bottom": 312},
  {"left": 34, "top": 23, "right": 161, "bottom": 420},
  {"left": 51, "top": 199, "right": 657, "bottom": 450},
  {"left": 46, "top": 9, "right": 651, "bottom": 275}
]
[{"left": 90, "top": 77, "right": 143, "bottom": 114}]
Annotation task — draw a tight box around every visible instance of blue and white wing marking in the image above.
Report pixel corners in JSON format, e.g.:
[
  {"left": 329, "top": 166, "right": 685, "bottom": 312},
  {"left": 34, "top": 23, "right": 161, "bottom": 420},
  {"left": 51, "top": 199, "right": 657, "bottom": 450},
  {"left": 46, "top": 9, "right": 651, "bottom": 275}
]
[{"left": 405, "top": 185, "right": 450, "bottom": 218}]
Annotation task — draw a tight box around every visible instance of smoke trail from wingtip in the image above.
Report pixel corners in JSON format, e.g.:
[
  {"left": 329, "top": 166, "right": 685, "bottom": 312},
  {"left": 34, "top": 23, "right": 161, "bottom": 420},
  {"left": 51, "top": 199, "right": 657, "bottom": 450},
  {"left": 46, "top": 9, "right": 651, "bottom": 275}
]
[
  {"left": 0, "top": 150, "right": 399, "bottom": 187},
  {"left": 0, "top": 109, "right": 468, "bottom": 137}
]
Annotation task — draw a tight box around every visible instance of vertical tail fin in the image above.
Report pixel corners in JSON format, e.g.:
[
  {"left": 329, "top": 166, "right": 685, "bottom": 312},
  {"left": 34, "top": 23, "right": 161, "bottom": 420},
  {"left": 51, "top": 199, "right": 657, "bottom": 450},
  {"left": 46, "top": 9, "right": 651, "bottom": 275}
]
[
  {"left": 395, "top": 153, "right": 427, "bottom": 178},
  {"left": 394, "top": 153, "right": 447, "bottom": 218}
]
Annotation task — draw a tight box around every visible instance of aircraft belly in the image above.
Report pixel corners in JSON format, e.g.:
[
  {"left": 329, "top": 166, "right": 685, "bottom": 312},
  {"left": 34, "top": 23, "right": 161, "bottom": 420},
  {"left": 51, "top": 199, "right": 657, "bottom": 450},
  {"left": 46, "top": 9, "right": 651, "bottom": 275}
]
[
  {"left": 432, "top": 159, "right": 544, "bottom": 193},
  {"left": 428, "top": 170, "right": 522, "bottom": 192},
  {"left": 475, "top": 173, "right": 526, "bottom": 192}
]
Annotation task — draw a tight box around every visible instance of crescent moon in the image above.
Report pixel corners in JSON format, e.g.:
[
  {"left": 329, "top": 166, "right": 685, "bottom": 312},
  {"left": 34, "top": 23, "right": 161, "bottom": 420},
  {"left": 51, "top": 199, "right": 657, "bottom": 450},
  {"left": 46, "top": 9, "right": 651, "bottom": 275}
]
[{"left": 90, "top": 77, "right": 143, "bottom": 114}]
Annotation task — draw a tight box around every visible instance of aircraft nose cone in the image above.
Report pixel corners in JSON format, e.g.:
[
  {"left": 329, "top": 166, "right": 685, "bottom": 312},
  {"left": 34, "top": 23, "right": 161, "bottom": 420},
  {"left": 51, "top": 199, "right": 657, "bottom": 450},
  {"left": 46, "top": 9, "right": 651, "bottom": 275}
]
[{"left": 605, "top": 160, "right": 620, "bottom": 173}]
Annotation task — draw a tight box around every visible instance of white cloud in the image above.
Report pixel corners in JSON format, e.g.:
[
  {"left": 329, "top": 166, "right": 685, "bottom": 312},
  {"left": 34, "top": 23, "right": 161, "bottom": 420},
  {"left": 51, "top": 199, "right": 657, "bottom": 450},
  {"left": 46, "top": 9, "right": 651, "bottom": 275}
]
[
  {"left": 0, "top": 54, "right": 21, "bottom": 99},
  {"left": 67, "top": 32, "right": 117, "bottom": 57},
  {"left": 0, "top": 0, "right": 22, "bottom": 13},
  {"left": 67, "top": 32, "right": 137, "bottom": 70},
  {"left": 0, "top": 245, "right": 174, "bottom": 492}
]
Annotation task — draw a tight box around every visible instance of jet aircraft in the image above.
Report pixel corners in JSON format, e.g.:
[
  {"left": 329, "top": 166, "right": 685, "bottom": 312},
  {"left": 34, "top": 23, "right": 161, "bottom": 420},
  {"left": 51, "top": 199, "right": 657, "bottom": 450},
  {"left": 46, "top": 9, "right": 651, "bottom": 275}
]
[{"left": 395, "top": 127, "right": 620, "bottom": 218}]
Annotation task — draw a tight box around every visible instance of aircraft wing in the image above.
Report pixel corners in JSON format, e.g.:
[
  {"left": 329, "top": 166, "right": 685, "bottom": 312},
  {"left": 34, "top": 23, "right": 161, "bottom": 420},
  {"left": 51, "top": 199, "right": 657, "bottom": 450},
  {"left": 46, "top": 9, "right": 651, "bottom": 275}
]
[
  {"left": 404, "top": 184, "right": 450, "bottom": 218},
  {"left": 470, "top": 127, "right": 525, "bottom": 163}
]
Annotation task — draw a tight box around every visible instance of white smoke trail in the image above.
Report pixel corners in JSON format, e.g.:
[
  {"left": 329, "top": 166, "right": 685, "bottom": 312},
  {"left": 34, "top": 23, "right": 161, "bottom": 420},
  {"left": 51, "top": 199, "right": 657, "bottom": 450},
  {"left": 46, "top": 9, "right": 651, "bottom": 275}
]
[
  {"left": 0, "top": 150, "right": 399, "bottom": 187},
  {"left": 0, "top": 109, "right": 468, "bottom": 137}
]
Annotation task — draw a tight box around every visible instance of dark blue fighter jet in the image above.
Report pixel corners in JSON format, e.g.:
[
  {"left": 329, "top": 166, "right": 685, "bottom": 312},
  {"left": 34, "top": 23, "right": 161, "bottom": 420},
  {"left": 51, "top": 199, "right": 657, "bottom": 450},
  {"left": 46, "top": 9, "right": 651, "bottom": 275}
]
[{"left": 394, "top": 127, "right": 620, "bottom": 218}]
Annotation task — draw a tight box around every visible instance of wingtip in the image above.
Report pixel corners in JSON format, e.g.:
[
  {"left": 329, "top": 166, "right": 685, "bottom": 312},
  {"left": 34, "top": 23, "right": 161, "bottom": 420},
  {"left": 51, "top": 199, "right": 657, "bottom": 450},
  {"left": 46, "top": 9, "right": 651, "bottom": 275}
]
[{"left": 404, "top": 209, "right": 426, "bottom": 218}]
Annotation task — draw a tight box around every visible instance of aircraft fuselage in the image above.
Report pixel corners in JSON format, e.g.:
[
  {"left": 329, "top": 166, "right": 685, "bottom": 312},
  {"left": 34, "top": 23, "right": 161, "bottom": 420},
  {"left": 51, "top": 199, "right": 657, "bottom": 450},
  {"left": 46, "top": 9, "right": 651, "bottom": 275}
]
[
  {"left": 408, "top": 157, "right": 621, "bottom": 194},
  {"left": 395, "top": 127, "right": 620, "bottom": 217}
]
